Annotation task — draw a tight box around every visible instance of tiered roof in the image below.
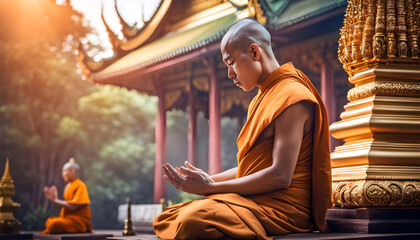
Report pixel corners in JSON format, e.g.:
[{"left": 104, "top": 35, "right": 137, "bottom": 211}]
[{"left": 78, "top": 0, "right": 347, "bottom": 85}]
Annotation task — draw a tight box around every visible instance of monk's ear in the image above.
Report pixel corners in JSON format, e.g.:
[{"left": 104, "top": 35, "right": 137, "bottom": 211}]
[{"left": 249, "top": 43, "right": 261, "bottom": 61}]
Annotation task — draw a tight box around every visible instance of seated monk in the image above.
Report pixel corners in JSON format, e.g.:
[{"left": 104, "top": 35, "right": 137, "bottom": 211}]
[
  {"left": 41, "top": 158, "right": 92, "bottom": 234},
  {"left": 153, "top": 18, "right": 332, "bottom": 240}
]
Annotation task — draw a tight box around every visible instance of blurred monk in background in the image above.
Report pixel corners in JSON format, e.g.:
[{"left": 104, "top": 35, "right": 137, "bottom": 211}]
[
  {"left": 41, "top": 158, "right": 92, "bottom": 234},
  {"left": 153, "top": 18, "right": 332, "bottom": 240}
]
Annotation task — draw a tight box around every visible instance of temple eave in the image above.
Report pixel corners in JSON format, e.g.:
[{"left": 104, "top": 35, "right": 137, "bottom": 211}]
[{"left": 90, "top": 41, "right": 221, "bottom": 88}]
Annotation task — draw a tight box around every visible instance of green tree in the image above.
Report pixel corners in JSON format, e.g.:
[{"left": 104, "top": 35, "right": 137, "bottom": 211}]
[
  {"left": 0, "top": 0, "right": 92, "bottom": 229},
  {"left": 74, "top": 86, "right": 157, "bottom": 229}
]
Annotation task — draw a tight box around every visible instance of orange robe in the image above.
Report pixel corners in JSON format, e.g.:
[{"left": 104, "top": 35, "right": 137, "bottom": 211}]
[
  {"left": 153, "top": 63, "right": 331, "bottom": 240},
  {"left": 42, "top": 178, "right": 92, "bottom": 234}
]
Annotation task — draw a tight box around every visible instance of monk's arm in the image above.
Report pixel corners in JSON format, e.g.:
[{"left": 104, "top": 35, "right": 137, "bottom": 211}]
[
  {"left": 164, "top": 102, "right": 311, "bottom": 195},
  {"left": 210, "top": 167, "right": 237, "bottom": 182},
  {"left": 44, "top": 186, "right": 87, "bottom": 211},
  {"left": 208, "top": 102, "right": 310, "bottom": 195},
  {"left": 52, "top": 199, "right": 87, "bottom": 211}
]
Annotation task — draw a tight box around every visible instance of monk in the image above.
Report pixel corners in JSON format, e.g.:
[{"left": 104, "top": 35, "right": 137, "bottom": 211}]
[
  {"left": 41, "top": 158, "right": 92, "bottom": 234},
  {"left": 153, "top": 19, "right": 332, "bottom": 240}
]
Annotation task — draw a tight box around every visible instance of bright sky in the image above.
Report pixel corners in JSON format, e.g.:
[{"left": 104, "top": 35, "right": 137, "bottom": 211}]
[{"left": 70, "top": 0, "right": 161, "bottom": 60}]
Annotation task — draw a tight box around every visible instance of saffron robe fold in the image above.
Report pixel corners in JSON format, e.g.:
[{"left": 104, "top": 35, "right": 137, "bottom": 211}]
[
  {"left": 153, "top": 62, "right": 332, "bottom": 240},
  {"left": 42, "top": 178, "right": 93, "bottom": 234}
]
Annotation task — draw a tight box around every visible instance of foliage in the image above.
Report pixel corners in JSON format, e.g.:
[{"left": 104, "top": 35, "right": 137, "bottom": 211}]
[
  {"left": 0, "top": 1, "right": 93, "bottom": 227},
  {"left": 74, "top": 86, "right": 157, "bottom": 229},
  {"left": 0, "top": 0, "right": 157, "bottom": 230},
  {"left": 0, "top": 0, "right": 241, "bottom": 231},
  {"left": 21, "top": 206, "right": 53, "bottom": 231}
]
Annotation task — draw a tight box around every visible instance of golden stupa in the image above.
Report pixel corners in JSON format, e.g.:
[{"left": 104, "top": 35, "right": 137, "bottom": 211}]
[{"left": 0, "top": 158, "right": 21, "bottom": 233}]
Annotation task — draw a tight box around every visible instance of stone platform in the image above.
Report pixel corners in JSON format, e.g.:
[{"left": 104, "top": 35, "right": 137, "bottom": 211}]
[
  {"left": 0, "top": 232, "right": 33, "bottom": 240},
  {"left": 326, "top": 208, "right": 420, "bottom": 234},
  {"left": 107, "top": 232, "right": 420, "bottom": 240},
  {"left": 33, "top": 232, "right": 113, "bottom": 240}
]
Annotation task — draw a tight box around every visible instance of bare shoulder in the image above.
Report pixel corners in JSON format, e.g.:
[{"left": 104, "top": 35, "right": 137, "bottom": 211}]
[{"left": 275, "top": 101, "right": 315, "bottom": 135}]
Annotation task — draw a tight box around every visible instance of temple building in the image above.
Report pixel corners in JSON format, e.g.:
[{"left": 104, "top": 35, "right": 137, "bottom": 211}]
[
  {"left": 79, "top": 0, "right": 420, "bottom": 233},
  {"left": 77, "top": 0, "right": 349, "bottom": 203}
]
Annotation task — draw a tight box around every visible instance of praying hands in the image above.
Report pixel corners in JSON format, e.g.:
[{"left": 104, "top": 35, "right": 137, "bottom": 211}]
[{"left": 43, "top": 185, "right": 58, "bottom": 202}]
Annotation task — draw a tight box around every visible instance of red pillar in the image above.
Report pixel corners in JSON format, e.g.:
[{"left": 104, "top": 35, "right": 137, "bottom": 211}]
[
  {"left": 188, "top": 79, "right": 197, "bottom": 167},
  {"left": 321, "top": 62, "right": 337, "bottom": 150},
  {"left": 208, "top": 57, "right": 222, "bottom": 175},
  {"left": 154, "top": 82, "right": 166, "bottom": 203}
]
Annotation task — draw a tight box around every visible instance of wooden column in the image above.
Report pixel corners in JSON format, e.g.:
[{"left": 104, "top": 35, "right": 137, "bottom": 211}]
[
  {"left": 188, "top": 78, "right": 197, "bottom": 167},
  {"left": 154, "top": 81, "right": 166, "bottom": 203},
  {"left": 320, "top": 61, "right": 337, "bottom": 151},
  {"left": 321, "top": 61, "right": 335, "bottom": 125},
  {"left": 208, "top": 57, "right": 221, "bottom": 175}
]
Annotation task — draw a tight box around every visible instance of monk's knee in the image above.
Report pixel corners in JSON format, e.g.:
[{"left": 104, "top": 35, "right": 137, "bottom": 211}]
[
  {"left": 46, "top": 218, "right": 67, "bottom": 234},
  {"left": 177, "top": 199, "right": 214, "bottom": 228}
]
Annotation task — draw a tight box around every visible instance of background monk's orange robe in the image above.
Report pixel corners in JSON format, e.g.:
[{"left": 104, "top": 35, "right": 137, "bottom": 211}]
[
  {"left": 42, "top": 178, "right": 92, "bottom": 234},
  {"left": 153, "top": 63, "right": 331, "bottom": 240}
]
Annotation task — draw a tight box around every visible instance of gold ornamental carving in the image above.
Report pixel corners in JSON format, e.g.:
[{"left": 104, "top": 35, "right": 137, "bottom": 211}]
[
  {"left": 164, "top": 90, "right": 182, "bottom": 110},
  {"left": 192, "top": 76, "right": 210, "bottom": 92},
  {"left": 277, "top": 34, "right": 342, "bottom": 74},
  {"left": 331, "top": 0, "right": 420, "bottom": 210},
  {"left": 248, "top": 0, "right": 267, "bottom": 25},
  {"left": 338, "top": 0, "right": 420, "bottom": 76},
  {"left": 221, "top": 89, "right": 252, "bottom": 113},
  {"left": 332, "top": 178, "right": 420, "bottom": 208},
  {"left": 347, "top": 81, "right": 420, "bottom": 101}
]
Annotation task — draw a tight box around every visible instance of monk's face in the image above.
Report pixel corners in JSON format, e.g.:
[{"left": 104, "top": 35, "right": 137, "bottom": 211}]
[
  {"left": 221, "top": 42, "right": 262, "bottom": 92},
  {"left": 62, "top": 167, "right": 76, "bottom": 183}
]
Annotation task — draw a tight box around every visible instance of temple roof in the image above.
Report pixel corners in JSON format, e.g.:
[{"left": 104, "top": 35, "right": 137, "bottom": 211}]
[
  {"left": 92, "top": 11, "right": 241, "bottom": 81},
  {"left": 262, "top": 0, "right": 347, "bottom": 30},
  {"left": 79, "top": 0, "right": 347, "bottom": 83}
]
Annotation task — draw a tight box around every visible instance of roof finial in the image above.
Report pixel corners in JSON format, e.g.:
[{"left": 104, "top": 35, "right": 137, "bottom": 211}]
[
  {"left": 141, "top": 4, "right": 145, "bottom": 24},
  {"left": 101, "top": 3, "right": 121, "bottom": 54},
  {"left": 114, "top": 0, "right": 138, "bottom": 39}
]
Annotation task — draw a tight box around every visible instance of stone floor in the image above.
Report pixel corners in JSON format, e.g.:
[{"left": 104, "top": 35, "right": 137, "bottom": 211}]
[
  {"left": 95, "top": 231, "right": 420, "bottom": 240},
  {"left": 17, "top": 230, "right": 420, "bottom": 240}
]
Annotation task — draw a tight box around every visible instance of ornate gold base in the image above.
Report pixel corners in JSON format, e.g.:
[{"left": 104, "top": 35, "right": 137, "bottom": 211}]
[
  {"left": 332, "top": 177, "right": 420, "bottom": 208},
  {"left": 0, "top": 218, "right": 20, "bottom": 233},
  {"left": 330, "top": 63, "right": 420, "bottom": 209}
]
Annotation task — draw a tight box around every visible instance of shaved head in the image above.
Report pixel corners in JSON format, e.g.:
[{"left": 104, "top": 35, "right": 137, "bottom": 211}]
[
  {"left": 220, "top": 18, "right": 279, "bottom": 92},
  {"left": 63, "top": 157, "right": 80, "bottom": 175},
  {"left": 221, "top": 19, "right": 272, "bottom": 54}
]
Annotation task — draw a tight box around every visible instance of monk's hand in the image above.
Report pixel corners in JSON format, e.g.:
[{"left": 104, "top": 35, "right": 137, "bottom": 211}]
[
  {"left": 162, "top": 163, "right": 185, "bottom": 189},
  {"left": 162, "top": 163, "right": 214, "bottom": 195},
  {"left": 43, "top": 186, "right": 52, "bottom": 200},
  {"left": 49, "top": 186, "right": 58, "bottom": 202},
  {"left": 179, "top": 164, "right": 215, "bottom": 195}
]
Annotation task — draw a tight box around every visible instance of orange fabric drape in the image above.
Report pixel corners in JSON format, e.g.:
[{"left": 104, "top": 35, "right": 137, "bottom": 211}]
[
  {"left": 41, "top": 178, "right": 92, "bottom": 234},
  {"left": 153, "top": 63, "right": 331, "bottom": 239}
]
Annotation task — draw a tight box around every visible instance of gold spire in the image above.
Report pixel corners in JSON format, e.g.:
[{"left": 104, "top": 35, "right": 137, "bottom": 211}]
[
  {"left": 0, "top": 158, "right": 21, "bottom": 233},
  {"left": 1, "top": 158, "right": 13, "bottom": 185},
  {"left": 123, "top": 198, "right": 135, "bottom": 236}
]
